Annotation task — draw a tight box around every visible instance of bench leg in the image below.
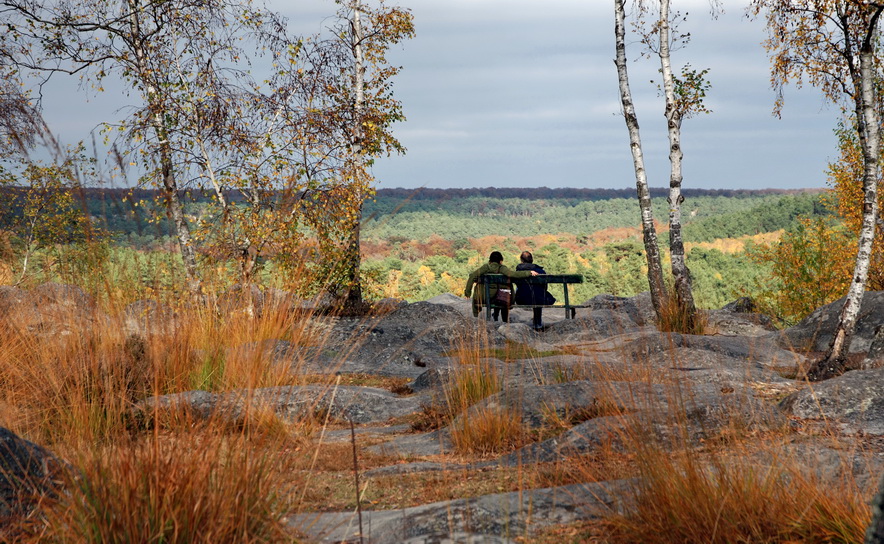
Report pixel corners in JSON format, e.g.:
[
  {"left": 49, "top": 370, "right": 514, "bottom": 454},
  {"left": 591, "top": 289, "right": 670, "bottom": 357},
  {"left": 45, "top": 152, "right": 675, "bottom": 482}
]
[{"left": 563, "top": 284, "right": 574, "bottom": 319}]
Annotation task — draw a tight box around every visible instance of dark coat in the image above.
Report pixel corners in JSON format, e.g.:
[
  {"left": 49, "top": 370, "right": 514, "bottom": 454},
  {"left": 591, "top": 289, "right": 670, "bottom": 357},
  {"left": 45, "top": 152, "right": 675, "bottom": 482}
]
[{"left": 514, "top": 263, "right": 556, "bottom": 305}]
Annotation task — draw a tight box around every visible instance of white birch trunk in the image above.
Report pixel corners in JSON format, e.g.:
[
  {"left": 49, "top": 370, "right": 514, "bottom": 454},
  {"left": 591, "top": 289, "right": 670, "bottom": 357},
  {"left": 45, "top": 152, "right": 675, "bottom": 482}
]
[
  {"left": 128, "top": 0, "right": 201, "bottom": 295},
  {"left": 344, "top": 0, "right": 367, "bottom": 306},
  {"left": 658, "top": 0, "right": 698, "bottom": 327},
  {"left": 809, "top": 28, "right": 880, "bottom": 380},
  {"left": 614, "top": 0, "right": 668, "bottom": 320}
]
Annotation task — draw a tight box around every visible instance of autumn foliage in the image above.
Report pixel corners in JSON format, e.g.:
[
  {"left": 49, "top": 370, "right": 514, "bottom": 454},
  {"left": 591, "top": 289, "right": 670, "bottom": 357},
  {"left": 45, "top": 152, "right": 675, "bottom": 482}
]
[
  {"left": 750, "top": 217, "right": 855, "bottom": 324},
  {"left": 825, "top": 124, "right": 884, "bottom": 290}
]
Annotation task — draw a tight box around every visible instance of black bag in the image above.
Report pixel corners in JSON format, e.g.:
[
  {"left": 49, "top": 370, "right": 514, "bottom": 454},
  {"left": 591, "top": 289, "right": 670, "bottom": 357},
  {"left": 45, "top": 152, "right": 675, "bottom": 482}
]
[{"left": 493, "top": 287, "right": 512, "bottom": 306}]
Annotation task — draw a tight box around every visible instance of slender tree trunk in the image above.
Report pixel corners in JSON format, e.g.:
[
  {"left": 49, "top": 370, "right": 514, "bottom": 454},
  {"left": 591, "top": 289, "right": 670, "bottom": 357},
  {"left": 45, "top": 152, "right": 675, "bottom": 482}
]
[
  {"left": 344, "top": 1, "right": 366, "bottom": 307},
  {"left": 808, "top": 18, "right": 881, "bottom": 381},
  {"left": 614, "top": 0, "right": 668, "bottom": 320},
  {"left": 128, "top": 0, "right": 201, "bottom": 295},
  {"left": 658, "top": 0, "right": 697, "bottom": 328}
]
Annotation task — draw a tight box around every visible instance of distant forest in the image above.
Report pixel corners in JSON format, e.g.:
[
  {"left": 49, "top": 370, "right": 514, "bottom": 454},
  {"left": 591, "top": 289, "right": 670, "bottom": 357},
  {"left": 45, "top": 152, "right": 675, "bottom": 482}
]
[{"left": 4, "top": 186, "right": 824, "bottom": 249}]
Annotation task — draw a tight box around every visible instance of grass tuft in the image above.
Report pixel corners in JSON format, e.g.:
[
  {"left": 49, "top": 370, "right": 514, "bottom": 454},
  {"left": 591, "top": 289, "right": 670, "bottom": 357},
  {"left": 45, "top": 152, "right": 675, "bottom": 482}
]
[{"left": 20, "top": 432, "right": 294, "bottom": 543}]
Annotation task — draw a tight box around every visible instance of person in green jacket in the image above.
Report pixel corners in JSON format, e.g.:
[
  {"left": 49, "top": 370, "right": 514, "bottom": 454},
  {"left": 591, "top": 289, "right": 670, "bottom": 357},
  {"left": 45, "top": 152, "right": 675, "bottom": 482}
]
[{"left": 464, "top": 251, "right": 538, "bottom": 322}]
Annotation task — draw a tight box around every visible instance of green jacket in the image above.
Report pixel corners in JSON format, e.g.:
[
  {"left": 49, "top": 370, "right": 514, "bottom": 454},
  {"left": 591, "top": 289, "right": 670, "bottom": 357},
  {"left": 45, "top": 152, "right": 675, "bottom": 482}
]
[{"left": 464, "top": 262, "right": 532, "bottom": 304}]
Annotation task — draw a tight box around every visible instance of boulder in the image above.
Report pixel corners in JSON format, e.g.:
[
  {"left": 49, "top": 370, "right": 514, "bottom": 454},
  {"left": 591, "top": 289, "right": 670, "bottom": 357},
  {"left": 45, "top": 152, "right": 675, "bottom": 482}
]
[
  {"left": 779, "top": 291, "right": 884, "bottom": 353},
  {"left": 0, "top": 427, "right": 65, "bottom": 519},
  {"left": 721, "top": 297, "right": 757, "bottom": 313},
  {"left": 30, "top": 282, "right": 96, "bottom": 310},
  {"left": 862, "top": 325, "right": 884, "bottom": 370},
  {"left": 704, "top": 308, "right": 777, "bottom": 337},
  {"left": 327, "top": 301, "right": 486, "bottom": 375},
  {"left": 780, "top": 366, "right": 884, "bottom": 435},
  {"left": 581, "top": 292, "right": 656, "bottom": 326},
  {"left": 0, "top": 285, "right": 39, "bottom": 328},
  {"left": 542, "top": 309, "right": 643, "bottom": 344}
]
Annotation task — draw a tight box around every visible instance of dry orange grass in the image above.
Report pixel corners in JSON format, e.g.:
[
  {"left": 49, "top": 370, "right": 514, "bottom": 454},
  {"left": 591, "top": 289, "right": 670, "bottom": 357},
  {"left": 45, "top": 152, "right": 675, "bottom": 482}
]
[
  {"left": 19, "top": 431, "right": 297, "bottom": 543},
  {"left": 449, "top": 404, "right": 528, "bottom": 457}
]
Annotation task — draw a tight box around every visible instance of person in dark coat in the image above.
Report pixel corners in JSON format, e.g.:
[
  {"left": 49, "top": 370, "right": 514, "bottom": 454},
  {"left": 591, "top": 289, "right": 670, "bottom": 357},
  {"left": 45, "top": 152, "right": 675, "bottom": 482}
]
[
  {"left": 464, "top": 251, "right": 537, "bottom": 322},
  {"left": 514, "top": 251, "right": 555, "bottom": 330}
]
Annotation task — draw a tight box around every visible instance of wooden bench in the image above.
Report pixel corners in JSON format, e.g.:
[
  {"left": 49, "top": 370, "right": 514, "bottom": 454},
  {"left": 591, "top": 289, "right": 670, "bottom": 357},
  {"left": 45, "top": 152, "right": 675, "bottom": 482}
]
[{"left": 478, "top": 273, "right": 585, "bottom": 321}]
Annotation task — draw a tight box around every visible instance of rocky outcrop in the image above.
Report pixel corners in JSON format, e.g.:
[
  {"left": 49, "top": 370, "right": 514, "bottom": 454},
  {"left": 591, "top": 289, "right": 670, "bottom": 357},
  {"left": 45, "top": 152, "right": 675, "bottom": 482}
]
[
  {"left": 291, "top": 480, "right": 629, "bottom": 544},
  {"left": 325, "top": 301, "right": 488, "bottom": 375},
  {"left": 580, "top": 292, "right": 656, "bottom": 326},
  {"left": 11, "top": 283, "right": 884, "bottom": 542},
  {"left": 780, "top": 366, "right": 884, "bottom": 435},
  {"left": 137, "top": 385, "right": 425, "bottom": 426},
  {"left": 778, "top": 291, "right": 884, "bottom": 354}
]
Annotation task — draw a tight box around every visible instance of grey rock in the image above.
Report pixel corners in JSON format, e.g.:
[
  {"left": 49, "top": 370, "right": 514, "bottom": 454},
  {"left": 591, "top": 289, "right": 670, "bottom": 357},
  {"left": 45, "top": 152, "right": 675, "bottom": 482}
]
[
  {"left": 492, "top": 415, "right": 628, "bottom": 465},
  {"left": 136, "top": 390, "right": 220, "bottom": 420},
  {"left": 495, "top": 322, "right": 557, "bottom": 351},
  {"left": 779, "top": 291, "right": 884, "bottom": 353},
  {"left": 0, "top": 285, "right": 39, "bottom": 328},
  {"left": 291, "top": 480, "right": 628, "bottom": 544},
  {"left": 327, "top": 302, "right": 488, "bottom": 376},
  {"left": 0, "top": 427, "right": 65, "bottom": 519},
  {"left": 368, "top": 429, "right": 452, "bottom": 458},
  {"left": 138, "top": 385, "right": 424, "bottom": 426},
  {"left": 31, "top": 282, "right": 96, "bottom": 310},
  {"left": 863, "top": 325, "right": 884, "bottom": 370},
  {"left": 463, "top": 381, "right": 601, "bottom": 430},
  {"left": 721, "top": 297, "right": 756, "bottom": 313},
  {"left": 704, "top": 309, "right": 777, "bottom": 337},
  {"left": 624, "top": 331, "right": 803, "bottom": 372},
  {"left": 1, "top": 283, "right": 101, "bottom": 336},
  {"left": 537, "top": 310, "right": 643, "bottom": 348},
  {"left": 409, "top": 367, "right": 456, "bottom": 393},
  {"left": 780, "top": 367, "right": 884, "bottom": 435},
  {"left": 581, "top": 292, "right": 655, "bottom": 326}
]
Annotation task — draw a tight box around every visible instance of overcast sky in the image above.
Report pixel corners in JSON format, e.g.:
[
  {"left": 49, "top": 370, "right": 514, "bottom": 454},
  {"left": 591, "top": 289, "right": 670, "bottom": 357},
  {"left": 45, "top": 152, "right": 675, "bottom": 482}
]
[{"left": 40, "top": 0, "right": 842, "bottom": 191}]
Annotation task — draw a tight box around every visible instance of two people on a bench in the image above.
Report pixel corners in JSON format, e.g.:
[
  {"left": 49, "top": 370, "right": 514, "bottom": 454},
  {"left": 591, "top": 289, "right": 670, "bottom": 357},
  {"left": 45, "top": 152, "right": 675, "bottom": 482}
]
[{"left": 464, "top": 251, "right": 555, "bottom": 329}]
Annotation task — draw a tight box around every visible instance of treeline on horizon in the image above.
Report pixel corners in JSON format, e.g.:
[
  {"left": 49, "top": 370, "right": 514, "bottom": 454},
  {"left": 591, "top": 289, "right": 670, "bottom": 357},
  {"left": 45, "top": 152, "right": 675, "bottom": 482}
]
[
  {"left": 0, "top": 184, "right": 824, "bottom": 202},
  {"left": 0, "top": 185, "right": 830, "bottom": 248}
]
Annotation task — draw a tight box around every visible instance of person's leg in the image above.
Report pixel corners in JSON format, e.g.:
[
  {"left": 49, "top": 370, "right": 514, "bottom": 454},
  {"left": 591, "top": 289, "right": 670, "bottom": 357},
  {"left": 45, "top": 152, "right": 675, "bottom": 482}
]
[
  {"left": 492, "top": 306, "right": 500, "bottom": 321},
  {"left": 501, "top": 306, "right": 509, "bottom": 323},
  {"left": 533, "top": 308, "right": 543, "bottom": 329}
]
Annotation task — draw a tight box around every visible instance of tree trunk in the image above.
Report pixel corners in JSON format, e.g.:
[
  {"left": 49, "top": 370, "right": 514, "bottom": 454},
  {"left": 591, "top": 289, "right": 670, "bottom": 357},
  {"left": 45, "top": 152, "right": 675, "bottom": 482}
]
[
  {"left": 614, "top": 0, "right": 668, "bottom": 320},
  {"left": 159, "top": 141, "right": 202, "bottom": 295},
  {"left": 128, "top": 0, "right": 201, "bottom": 296},
  {"left": 658, "top": 0, "right": 698, "bottom": 329},
  {"left": 344, "top": 1, "right": 367, "bottom": 308},
  {"left": 808, "top": 22, "right": 881, "bottom": 381}
]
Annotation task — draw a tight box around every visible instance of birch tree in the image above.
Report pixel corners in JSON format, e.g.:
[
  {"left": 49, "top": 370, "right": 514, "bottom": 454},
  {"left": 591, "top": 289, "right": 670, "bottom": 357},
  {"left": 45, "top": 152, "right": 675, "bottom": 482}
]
[
  {"left": 751, "top": 0, "right": 883, "bottom": 380},
  {"left": 327, "top": 0, "right": 413, "bottom": 307},
  {"left": 0, "top": 0, "right": 296, "bottom": 296},
  {"left": 655, "top": 0, "right": 711, "bottom": 330},
  {"left": 614, "top": 0, "right": 669, "bottom": 320}
]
